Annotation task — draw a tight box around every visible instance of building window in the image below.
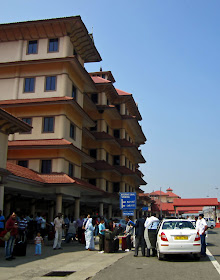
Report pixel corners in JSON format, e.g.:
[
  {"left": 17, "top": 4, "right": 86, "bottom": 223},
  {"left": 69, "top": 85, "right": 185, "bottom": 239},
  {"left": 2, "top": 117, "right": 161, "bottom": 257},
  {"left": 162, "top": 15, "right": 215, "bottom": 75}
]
[
  {"left": 70, "top": 123, "right": 75, "bottom": 139},
  {"left": 20, "top": 118, "right": 32, "bottom": 134},
  {"left": 45, "top": 76, "right": 56, "bottom": 91},
  {"left": 115, "top": 104, "right": 120, "bottom": 113},
  {"left": 68, "top": 163, "right": 74, "bottom": 178},
  {"left": 90, "top": 120, "right": 97, "bottom": 131},
  {"left": 106, "top": 181, "right": 109, "bottom": 192},
  {"left": 41, "top": 160, "right": 52, "bottom": 174},
  {"left": 113, "top": 182, "right": 120, "bottom": 193},
  {"left": 24, "top": 78, "right": 35, "bottom": 92},
  {"left": 89, "top": 179, "right": 96, "bottom": 186},
  {"left": 28, "top": 40, "right": 38, "bottom": 54},
  {"left": 125, "top": 184, "right": 127, "bottom": 192},
  {"left": 106, "top": 152, "right": 109, "bottom": 163},
  {"left": 72, "top": 84, "right": 77, "bottom": 99},
  {"left": 114, "top": 129, "right": 120, "bottom": 139},
  {"left": 18, "top": 160, "right": 28, "bottom": 168},
  {"left": 89, "top": 149, "right": 97, "bottom": 159},
  {"left": 102, "top": 74, "right": 105, "bottom": 79},
  {"left": 43, "top": 117, "right": 54, "bottom": 133},
  {"left": 113, "top": 155, "right": 120, "bottom": 166},
  {"left": 91, "top": 93, "right": 98, "bottom": 104},
  {"left": 106, "top": 125, "right": 109, "bottom": 134},
  {"left": 48, "top": 38, "right": 59, "bottom": 52}
]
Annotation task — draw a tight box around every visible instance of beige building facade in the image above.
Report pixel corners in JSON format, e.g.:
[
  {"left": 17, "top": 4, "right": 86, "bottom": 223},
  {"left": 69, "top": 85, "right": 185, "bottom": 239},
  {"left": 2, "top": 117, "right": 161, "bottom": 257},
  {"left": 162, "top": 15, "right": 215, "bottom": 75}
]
[{"left": 0, "top": 16, "right": 146, "bottom": 220}]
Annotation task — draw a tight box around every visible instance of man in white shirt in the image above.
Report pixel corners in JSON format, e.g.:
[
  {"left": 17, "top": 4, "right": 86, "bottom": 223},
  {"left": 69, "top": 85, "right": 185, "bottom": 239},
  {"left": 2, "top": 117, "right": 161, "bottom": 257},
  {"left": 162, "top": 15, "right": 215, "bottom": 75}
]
[
  {"left": 53, "top": 213, "right": 64, "bottom": 250},
  {"left": 196, "top": 213, "right": 208, "bottom": 256}
]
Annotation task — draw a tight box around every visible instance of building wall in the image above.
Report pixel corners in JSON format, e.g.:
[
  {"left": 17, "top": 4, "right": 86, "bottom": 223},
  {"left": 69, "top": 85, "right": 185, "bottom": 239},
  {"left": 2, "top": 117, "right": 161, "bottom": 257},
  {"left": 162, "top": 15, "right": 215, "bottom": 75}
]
[{"left": 0, "top": 132, "right": 8, "bottom": 168}]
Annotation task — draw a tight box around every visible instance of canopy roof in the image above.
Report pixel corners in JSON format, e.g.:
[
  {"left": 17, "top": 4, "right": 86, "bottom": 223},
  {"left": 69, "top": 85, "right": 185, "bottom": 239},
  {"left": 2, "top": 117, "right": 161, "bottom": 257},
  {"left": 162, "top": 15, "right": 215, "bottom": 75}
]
[{"left": 173, "top": 198, "right": 219, "bottom": 207}]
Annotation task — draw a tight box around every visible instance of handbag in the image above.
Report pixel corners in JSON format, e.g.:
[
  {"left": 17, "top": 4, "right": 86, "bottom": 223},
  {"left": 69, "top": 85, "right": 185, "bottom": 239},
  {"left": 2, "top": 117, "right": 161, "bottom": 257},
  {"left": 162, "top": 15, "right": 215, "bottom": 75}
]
[{"left": 0, "top": 231, "right": 11, "bottom": 241}]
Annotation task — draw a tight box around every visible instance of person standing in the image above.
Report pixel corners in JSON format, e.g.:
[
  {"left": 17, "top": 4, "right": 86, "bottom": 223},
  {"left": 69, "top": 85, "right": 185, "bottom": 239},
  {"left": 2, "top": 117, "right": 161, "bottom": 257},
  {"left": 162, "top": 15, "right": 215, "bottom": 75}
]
[
  {"left": 196, "top": 213, "right": 208, "bottom": 256},
  {"left": 53, "top": 213, "right": 64, "bottom": 250},
  {"left": 35, "top": 232, "right": 44, "bottom": 255},
  {"left": 76, "top": 216, "right": 84, "bottom": 243},
  {"left": 134, "top": 215, "right": 146, "bottom": 257},
  {"left": 85, "top": 218, "right": 95, "bottom": 251},
  {"left": 5, "top": 212, "right": 18, "bottom": 260},
  {"left": 18, "top": 214, "right": 28, "bottom": 240},
  {"left": 0, "top": 210, "right": 5, "bottom": 233},
  {"left": 98, "top": 217, "right": 106, "bottom": 253},
  {"left": 124, "top": 216, "right": 135, "bottom": 252}
]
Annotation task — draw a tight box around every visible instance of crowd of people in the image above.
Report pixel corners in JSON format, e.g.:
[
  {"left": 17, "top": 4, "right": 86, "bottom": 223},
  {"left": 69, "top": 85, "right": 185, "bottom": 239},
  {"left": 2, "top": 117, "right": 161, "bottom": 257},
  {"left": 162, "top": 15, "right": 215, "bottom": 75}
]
[{"left": 0, "top": 210, "right": 209, "bottom": 260}]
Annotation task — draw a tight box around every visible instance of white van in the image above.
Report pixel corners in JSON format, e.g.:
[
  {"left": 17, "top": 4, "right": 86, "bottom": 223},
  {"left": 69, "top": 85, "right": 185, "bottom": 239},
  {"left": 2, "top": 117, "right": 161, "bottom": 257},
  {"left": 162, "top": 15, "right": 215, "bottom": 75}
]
[{"left": 205, "top": 218, "right": 216, "bottom": 229}]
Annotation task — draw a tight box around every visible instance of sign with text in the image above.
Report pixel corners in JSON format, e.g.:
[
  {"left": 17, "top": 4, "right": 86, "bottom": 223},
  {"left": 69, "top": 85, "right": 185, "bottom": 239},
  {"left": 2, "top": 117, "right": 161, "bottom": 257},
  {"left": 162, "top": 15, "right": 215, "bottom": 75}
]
[
  {"left": 122, "top": 210, "right": 134, "bottom": 216},
  {"left": 120, "top": 192, "right": 136, "bottom": 210}
]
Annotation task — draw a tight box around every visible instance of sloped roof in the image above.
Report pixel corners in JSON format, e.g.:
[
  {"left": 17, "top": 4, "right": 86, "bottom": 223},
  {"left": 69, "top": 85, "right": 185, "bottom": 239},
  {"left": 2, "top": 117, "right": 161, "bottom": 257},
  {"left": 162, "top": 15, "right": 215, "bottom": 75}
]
[
  {"left": 116, "top": 88, "right": 132, "bottom": 96},
  {"left": 166, "top": 192, "right": 180, "bottom": 198},
  {"left": 173, "top": 198, "right": 219, "bottom": 207},
  {"left": 166, "top": 187, "right": 173, "bottom": 191},
  {"left": 7, "top": 162, "right": 105, "bottom": 193},
  {"left": 91, "top": 76, "right": 111, "bottom": 84},
  {"left": 150, "top": 190, "right": 168, "bottom": 196}
]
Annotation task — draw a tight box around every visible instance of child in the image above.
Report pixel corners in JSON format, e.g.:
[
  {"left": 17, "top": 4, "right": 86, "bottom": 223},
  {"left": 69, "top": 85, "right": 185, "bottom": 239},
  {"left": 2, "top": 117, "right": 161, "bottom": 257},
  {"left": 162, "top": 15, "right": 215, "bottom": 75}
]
[{"left": 35, "top": 232, "right": 43, "bottom": 255}]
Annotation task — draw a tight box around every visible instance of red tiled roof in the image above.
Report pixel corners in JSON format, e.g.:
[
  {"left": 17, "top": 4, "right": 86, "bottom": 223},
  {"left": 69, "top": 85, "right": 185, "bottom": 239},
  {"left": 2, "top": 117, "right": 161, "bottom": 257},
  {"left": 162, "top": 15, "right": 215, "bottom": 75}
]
[
  {"left": 0, "top": 96, "right": 73, "bottom": 105},
  {"left": 177, "top": 207, "right": 203, "bottom": 212},
  {"left": 116, "top": 88, "right": 132, "bottom": 96},
  {"left": 91, "top": 76, "right": 111, "bottom": 84},
  {"left": 7, "top": 162, "right": 45, "bottom": 183},
  {"left": 166, "top": 192, "right": 180, "bottom": 198},
  {"left": 8, "top": 139, "right": 72, "bottom": 146},
  {"left": 173, "top": 198, "right": 219, "bottom": 207},
  {"left": 150, "top": 190, "right": 168, "bottom": 196},
  {"left": 151, "top": 202, "right": 175, "bottom": 212},
  {"left": 166, "top": 187, "right": 173, "bottom": 191},
  {"left": 7, "top": 162, "right": 105, "bottom": 193}
]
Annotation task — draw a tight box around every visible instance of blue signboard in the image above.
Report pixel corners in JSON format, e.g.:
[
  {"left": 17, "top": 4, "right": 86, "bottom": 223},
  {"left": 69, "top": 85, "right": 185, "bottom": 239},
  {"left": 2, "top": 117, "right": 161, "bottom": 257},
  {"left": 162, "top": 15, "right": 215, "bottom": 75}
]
[
  {"left": 142, "top": 207, "right": 148, "bottom": 211},
  {"left": 122, "top": 210, "right": 134, "bottom": 216},
  {"left": 120, "top": 192, "right": 136, "bottom": 210}
]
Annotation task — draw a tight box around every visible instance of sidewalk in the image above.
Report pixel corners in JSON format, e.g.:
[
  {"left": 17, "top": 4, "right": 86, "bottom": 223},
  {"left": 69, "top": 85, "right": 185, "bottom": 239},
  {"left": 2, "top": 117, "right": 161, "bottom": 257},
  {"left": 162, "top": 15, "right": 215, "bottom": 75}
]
[{"left": 0, "top": 239, "right": 130, "bottom": 280}]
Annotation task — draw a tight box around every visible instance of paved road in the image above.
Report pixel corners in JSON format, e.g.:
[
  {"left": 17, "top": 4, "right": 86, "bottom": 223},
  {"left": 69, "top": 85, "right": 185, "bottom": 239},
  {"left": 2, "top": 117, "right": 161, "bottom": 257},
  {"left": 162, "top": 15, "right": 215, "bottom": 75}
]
[{"left": 92, "top": 228, "right": 220, "bottom": 280}]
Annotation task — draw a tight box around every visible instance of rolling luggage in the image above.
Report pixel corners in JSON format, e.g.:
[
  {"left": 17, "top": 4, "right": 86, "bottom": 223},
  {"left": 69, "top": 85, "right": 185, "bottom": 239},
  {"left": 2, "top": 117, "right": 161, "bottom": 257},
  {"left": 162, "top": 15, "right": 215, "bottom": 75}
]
[{"left": 13, "top": 240, "right": 27, "bottom": 256}]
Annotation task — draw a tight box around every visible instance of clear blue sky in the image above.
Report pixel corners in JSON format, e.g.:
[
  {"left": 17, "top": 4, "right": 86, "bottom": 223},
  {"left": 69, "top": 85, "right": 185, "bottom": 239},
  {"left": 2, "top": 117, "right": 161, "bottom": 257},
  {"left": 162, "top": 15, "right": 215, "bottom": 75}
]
[{"left": 2, "top": 1, "right": 220, "bottom": 199}]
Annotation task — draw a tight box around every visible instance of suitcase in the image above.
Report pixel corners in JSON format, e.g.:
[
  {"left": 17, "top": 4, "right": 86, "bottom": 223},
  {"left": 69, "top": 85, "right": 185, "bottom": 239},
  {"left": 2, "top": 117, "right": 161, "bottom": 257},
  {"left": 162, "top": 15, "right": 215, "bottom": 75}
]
[
  {"left": 13, "top": 240, "right": 27, "bottom": 256},
  {"left": 104, "top": 239, "right": 114, "bottom": 253},
  {"left": 113, "top": 238, "right": 119, "bottom": 252},
  {"left": 121, "top": 236, "right": 127, "bottom": 251}
]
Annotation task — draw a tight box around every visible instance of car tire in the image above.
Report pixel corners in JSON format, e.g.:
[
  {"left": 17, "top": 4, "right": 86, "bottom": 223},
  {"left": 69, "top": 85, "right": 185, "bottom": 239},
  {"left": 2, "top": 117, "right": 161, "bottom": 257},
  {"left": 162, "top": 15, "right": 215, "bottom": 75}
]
[
  {"left": 156, "top": 244, "right": 164, "bottom": 260},
  {"left": 210, "top": 225, "right": 214, "bottom": 229},
  {"left": 193, "top": 254, "right": 200, "bottom": 261}
]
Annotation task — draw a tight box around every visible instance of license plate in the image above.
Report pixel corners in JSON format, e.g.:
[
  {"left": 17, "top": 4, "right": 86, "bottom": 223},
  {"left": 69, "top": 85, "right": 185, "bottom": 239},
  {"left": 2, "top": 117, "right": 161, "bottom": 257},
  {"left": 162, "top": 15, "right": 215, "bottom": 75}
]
[{"left": 174, "top": 236, "right": 188, "bottom": 240}]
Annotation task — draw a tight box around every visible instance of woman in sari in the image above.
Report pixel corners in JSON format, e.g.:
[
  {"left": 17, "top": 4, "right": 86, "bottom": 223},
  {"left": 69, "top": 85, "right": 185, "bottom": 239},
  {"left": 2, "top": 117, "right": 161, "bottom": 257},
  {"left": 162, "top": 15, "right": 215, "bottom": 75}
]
[{"left": 85, "top": 218, "right": 95, "bottom": 251}]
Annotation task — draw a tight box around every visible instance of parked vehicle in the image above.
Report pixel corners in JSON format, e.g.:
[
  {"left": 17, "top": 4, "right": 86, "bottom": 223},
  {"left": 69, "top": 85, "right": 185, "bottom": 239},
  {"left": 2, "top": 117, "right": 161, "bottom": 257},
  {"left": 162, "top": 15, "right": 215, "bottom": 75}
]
[
  {"left": 205, "top": 218, "right": 215, "bottom": 229},
  {"left": 156, "top": 219, "right": 201, "bottom": 260},
  {"left": 114, "top": 219, "right": 127, "bottom": 230}
]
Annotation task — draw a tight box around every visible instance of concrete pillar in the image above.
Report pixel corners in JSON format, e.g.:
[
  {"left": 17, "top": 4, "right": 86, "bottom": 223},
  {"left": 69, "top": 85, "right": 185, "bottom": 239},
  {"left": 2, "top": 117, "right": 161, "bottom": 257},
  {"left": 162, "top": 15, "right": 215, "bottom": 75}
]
[
  {"left": 31, "top": 199, "right": 36, "bottom": 216},
  {"left": 0, "top": 185, "right": 4, "bottom": 212},
  {"left": 74, "top": 198, "right": 80, "bottom": 220},
  {"left": 108, "top": 204, "right": 112, "bottom": 219},
  {"left": 99, "top": 202, "right": 104, "bottom": 216},
  {"left": 56, "top": 194, "right": 62, "bottom": 214}
]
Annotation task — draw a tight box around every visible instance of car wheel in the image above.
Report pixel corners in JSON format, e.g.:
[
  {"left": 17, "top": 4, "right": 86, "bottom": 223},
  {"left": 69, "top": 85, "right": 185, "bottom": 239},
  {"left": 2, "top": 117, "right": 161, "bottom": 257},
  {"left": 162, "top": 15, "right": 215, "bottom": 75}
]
[
  {"left": 193, "top": 254, "right": 200, "bottom": 261},
  {"left": 156, "top": 244, "right": 164, "bottom": 260},
  {"left": 210, "top": 225, "right": 214, "bottom": 229}
]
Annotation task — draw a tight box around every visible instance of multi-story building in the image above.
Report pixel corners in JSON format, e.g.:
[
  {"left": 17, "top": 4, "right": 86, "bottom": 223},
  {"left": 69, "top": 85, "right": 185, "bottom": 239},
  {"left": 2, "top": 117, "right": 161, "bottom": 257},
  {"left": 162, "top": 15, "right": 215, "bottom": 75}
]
[{"left": 0, "top": 16, "right": 146, "bottom": 220}]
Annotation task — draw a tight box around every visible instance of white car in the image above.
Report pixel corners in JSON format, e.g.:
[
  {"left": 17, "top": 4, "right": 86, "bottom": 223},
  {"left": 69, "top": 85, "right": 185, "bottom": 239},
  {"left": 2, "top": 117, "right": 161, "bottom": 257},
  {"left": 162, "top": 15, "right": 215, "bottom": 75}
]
[
  {"left": 156, "top": 219, "right": 201, "bottom": 260},
  {"left": 205, "top": 218, "right": 215, "bottom": 229}
]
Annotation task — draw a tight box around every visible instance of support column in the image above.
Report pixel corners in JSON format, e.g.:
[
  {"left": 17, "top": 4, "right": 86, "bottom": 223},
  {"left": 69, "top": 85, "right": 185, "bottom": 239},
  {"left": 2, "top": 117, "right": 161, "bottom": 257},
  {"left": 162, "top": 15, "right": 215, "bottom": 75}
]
[
  {"left": 133, "top": 210, "right": 137, "bottom": 220},
  {"left": 99, "top": 202, "right": 104, "bottom": 217},
  {"left": 0, "top": 185, "right": 4, "bottom": 212},
  {"left": 74, "top": 198, "right": 80, "bottom": 220},
  {"left": 56, "top": 194, "right": 62, "bottom": 214},
  {"left": 108, "top": 204, "right": 112, "bottom": 219},
  {"left": 4, "top": 196, "right": 11, "bottom": 218}
]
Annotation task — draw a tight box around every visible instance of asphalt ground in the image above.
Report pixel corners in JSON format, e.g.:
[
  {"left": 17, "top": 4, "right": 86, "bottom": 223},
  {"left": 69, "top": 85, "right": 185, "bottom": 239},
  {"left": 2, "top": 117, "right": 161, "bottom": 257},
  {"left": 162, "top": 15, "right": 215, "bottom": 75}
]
[
  {"left": 0, "top": 229, "right": 219, "bottom": 280},
  {"left": 92, "top": 228, "right": 220, "bottom": 280}
]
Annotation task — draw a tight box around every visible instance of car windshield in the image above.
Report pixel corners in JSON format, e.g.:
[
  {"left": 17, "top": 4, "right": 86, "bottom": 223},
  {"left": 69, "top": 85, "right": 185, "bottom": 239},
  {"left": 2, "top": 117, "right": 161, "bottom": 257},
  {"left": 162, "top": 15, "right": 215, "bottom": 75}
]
[{"left": 162, "top": 221, "right": 195, "bottom": 230}]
